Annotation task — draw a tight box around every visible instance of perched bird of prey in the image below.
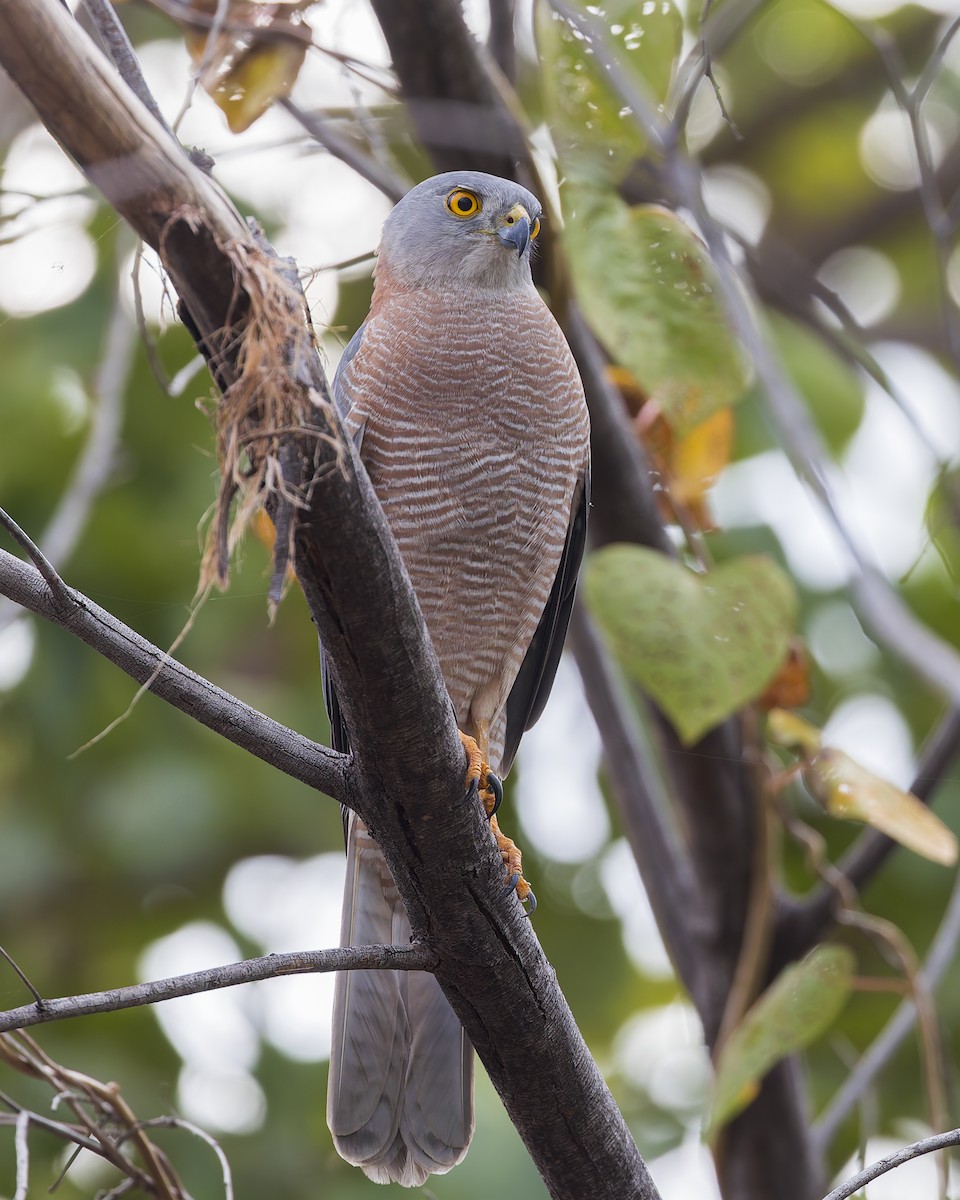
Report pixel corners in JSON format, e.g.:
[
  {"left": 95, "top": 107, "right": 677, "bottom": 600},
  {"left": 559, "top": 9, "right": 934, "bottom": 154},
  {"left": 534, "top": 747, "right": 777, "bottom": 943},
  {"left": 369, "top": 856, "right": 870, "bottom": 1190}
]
[{"left": 325, "top": 171, "right": 591, "bottom": 1186}]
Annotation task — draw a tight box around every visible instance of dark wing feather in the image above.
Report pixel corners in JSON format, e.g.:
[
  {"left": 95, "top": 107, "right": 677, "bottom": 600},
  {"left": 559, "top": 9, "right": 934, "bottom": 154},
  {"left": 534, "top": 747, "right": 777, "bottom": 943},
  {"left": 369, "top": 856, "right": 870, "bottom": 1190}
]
[
  {"left": 501, "top": 469, "right": 590, "bottom": 775},
  {"left": 332, "top": 321, "right": 367, "bottom": 420},
  {"left": 322, "top": 651, "right": 351, "bottom": 755}
]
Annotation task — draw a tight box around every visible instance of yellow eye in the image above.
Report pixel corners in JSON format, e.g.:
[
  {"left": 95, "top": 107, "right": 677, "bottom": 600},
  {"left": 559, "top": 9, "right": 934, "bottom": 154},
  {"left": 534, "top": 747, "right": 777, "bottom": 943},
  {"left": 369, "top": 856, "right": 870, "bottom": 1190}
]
[
  {"left": 446, "top": 188, "right": 482, "bottom": 218},
  {"left": 531, "top": 216, "right": 541, "bottom": 239}
]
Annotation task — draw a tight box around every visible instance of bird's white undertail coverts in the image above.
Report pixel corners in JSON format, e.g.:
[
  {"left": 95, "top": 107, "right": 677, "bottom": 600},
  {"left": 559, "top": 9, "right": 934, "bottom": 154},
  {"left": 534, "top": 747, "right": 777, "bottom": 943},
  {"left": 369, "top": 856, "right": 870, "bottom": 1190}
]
[{"left": 325, "top": 171, "right": 591, "bottom": 1186}]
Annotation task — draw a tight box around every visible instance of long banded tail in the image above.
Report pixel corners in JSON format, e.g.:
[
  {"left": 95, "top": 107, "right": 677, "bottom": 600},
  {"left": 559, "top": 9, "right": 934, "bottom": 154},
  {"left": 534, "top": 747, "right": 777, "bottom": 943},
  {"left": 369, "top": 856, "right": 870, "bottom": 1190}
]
[{"left": 327, "top": 814, "right": 474, "bottom": 1187}]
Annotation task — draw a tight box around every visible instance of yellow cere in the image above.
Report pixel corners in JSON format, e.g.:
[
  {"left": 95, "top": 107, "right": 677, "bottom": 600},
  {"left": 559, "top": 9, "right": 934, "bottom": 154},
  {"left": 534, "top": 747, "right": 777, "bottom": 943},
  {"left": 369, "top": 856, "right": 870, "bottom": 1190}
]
[
  {"left": 501, "top": 203, "right": 541, "bottom": 240},
  {"left": 447, "top": 188, "right": 482, "bottom": 218}
]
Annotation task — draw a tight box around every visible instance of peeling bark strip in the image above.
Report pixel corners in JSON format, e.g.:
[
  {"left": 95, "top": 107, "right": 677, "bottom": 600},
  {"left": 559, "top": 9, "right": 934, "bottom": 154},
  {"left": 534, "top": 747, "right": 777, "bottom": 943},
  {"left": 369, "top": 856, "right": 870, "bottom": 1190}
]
[{"left": 0, "top": 3, "right": 661, "bottom": 1196}]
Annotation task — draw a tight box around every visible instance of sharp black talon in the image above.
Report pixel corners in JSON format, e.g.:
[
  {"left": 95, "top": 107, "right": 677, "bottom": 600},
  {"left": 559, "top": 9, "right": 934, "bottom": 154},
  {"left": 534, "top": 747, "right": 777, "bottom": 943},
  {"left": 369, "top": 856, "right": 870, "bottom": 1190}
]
[
  {"left": 523, "top": 889, "right": 538, "bottom": 917},
  {"left": 504, "top": 873, "right": 520, "bottom": 893},
  {"left": 465, "top": 776, "right": 479, "bottom": 803},
  {"left": 486, "top": 771, "right": 503, "bottom": 818}
]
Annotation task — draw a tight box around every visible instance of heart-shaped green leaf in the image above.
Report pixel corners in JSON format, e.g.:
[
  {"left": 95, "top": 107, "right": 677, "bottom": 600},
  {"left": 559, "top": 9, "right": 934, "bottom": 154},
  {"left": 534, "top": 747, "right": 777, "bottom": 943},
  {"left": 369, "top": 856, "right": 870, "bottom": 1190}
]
[
  {"left": 805, "top": 748, "right": 958, "bottom": 866},
  {"left": 563, "top": 194, "right": 751, "bottom": 434},
  {"left": 708, "top": 945, "right": 855, "bottom": 1134},
  {"left": 584, "top": 545, "right": 796, "bottom": 744}
]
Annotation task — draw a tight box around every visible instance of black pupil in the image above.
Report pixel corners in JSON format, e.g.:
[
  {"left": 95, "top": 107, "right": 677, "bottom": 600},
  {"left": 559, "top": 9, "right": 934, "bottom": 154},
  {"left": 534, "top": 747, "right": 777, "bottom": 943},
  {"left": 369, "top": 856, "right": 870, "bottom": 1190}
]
[{"left": 456, "top": 196, "right": 473, "bottom": 212}]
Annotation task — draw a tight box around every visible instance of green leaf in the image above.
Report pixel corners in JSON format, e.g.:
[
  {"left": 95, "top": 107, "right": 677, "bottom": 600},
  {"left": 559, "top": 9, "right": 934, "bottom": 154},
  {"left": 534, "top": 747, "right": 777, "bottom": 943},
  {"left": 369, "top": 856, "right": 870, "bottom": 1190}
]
[
  {"left": 769, "top": 314, "right": 865, "bottom": 454},
  {"left": 537, "top": 0, "right": 682, "bottom": 179},
  {"left": 804, "top": 748, "right": 958, "bottom": 867},
  {"left": 708, "top": 945, "right": 855, "bottom": 1134},
  {"left": 564, "top": 194, "right": 751, "bottom": 433},
  {"left": 584, "top": 545, "right": 797, "bottom": 744}
]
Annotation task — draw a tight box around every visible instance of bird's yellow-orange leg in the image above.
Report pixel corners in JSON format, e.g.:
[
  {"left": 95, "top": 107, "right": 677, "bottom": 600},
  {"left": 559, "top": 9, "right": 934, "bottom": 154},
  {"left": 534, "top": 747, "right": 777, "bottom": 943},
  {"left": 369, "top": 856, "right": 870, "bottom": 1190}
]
[
  {"left": 457, "top": 729, "right": 501, "bottom": 816},
  {"left": 458, "top": 728, "right": 534, "bottom": 911},
  {"left": 489, "top": 815, "right": 533, "bottom": 905}
]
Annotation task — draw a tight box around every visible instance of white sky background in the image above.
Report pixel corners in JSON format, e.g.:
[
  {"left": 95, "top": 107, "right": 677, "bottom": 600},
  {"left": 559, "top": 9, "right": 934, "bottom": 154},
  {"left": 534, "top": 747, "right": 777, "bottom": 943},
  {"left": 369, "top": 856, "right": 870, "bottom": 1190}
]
[{"left": 3, "top": 2, "right": 960, "bottom": 1191}]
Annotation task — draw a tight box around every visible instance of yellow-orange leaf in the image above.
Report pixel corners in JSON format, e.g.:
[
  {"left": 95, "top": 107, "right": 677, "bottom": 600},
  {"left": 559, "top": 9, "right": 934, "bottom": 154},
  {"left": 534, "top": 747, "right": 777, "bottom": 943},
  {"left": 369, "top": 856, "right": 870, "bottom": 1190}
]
[
  {"left": 177, "top": 0, "right": 311, "bottom": 131},
  {"left": 213, "top": 38, "right": 307, "bottom": 132},
  {"left": 766, "top": 708, "right": 822, "bottom": 756},
  {"left": 759, "top": 642, "right": 811, "bottom": 711},
  {"left": 805, "top": 748, "right": 958, "bottom": 866},
  {"left": 671, "top": 407, "right": 734, "bottom": 507}
]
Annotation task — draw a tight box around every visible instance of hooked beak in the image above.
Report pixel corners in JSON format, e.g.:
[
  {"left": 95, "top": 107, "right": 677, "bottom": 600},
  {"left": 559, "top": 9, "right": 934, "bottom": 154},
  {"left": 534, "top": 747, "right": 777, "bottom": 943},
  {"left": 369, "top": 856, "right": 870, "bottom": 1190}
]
[{"left": 497, "top": 205, "right": 532, "bottom": 257}]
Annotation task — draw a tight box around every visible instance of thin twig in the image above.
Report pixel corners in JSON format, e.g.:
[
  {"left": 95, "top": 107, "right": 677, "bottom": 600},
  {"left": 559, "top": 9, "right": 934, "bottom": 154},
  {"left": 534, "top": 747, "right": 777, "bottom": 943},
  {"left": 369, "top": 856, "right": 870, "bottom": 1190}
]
[
  {"left": 820, "top": 1127, "right": 960, "bottom": 1200},
  {"left": 815, "top": 860, "right": 960, "bottom": 1151},
  {"left": 914, "top": 14, "right": 960, "bottom": 104},
  {"left": 0, "top": 510, "right": 74, "bottom": 612},
  {"left": 731, "top": 226, "right": 942, "bottom": 461},
  {"left": 671, "top": 0, "right": 741, "bottom": 140},
  {"left": 714, "top": 752, "right": 776, "bottom": 1053},
  {"left": 2, "top": 1047, "right": 152, "bottom": 1195},
  {"left": 671, "top": 0, "right": 767, "bottom": 119},
  {"left": 45, "top": 296, "right": 132, "bottom": 566},
  {"left": 280, "top": 98, "right": 407, "bottom": 202},
  {"left": 853, "top": 18, "right": 960, "bottom": 368},
  {"left": 0, "top": 1034, "right": 177, "bottom": 1196},
  {"left": 0, "top": 946, "right": 43, "bottom": 1007},
  {"left": 0, "top": 944, "right": 436, "bottom": 1033},
  {"left": 13, "top": 1109, "right": 28, "bottom": 1200},
  {"left": 172, "top": 0, "right": 230, "bottom": 131},
  {"left": 569, "top": 603, "right": 701, "bottom": 997},
  {"left": 135, "top": 1118, "right": 234, "bottom": 1200},
  {"left": 779, "top": 806, "right": 949, "bottom": 1175},
  {"left": 1, "top": 288, "right": 133, "bottom": 634},
  {"left": 0, "top": 1093, "right": 102, "bottom": 1157}
]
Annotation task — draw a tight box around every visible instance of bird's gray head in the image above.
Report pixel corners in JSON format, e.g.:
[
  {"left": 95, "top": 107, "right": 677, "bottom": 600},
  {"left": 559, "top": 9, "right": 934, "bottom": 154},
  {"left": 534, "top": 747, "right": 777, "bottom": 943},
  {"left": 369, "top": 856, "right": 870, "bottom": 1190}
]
[{"left": 377, "top": 171, "right": 542, "bottom": 292}]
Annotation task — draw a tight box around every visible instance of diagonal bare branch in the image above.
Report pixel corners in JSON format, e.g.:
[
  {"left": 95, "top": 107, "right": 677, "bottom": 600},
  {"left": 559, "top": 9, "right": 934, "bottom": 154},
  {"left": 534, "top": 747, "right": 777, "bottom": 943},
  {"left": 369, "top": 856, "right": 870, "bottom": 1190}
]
[
  {"left": 280, "top": 98, "right": 407, "bottom": 201},
  {"left": 0, "top": 945, "right": 435, "bottom": 1034},
  {"left": 0, "top": 547, "right": 350, "bottom": 801},
  {"left": 569, "top": 602, "right": 702, "bottom": 997},
  {"left": 820, "top": 1127, "right": 960, "bottom": 1200}
]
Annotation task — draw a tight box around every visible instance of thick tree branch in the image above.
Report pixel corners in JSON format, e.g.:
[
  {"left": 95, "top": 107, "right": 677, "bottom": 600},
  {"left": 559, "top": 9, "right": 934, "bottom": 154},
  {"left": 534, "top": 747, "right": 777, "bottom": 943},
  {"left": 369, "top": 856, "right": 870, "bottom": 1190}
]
[
  {"left": 0, "top": 547, "right": 350, "bottom": 799},
  {"left": 488, "top": 0, "right": 517, "bottom": 84},
  {"left": 0, "top": 6, "right": 659, "bottom": 1197},
  {"left": 0, "top": 945, "right": 435, "bottom": 1034},
  {"left": 369, "top": 0, "right": 527, "bottom": 179}
]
